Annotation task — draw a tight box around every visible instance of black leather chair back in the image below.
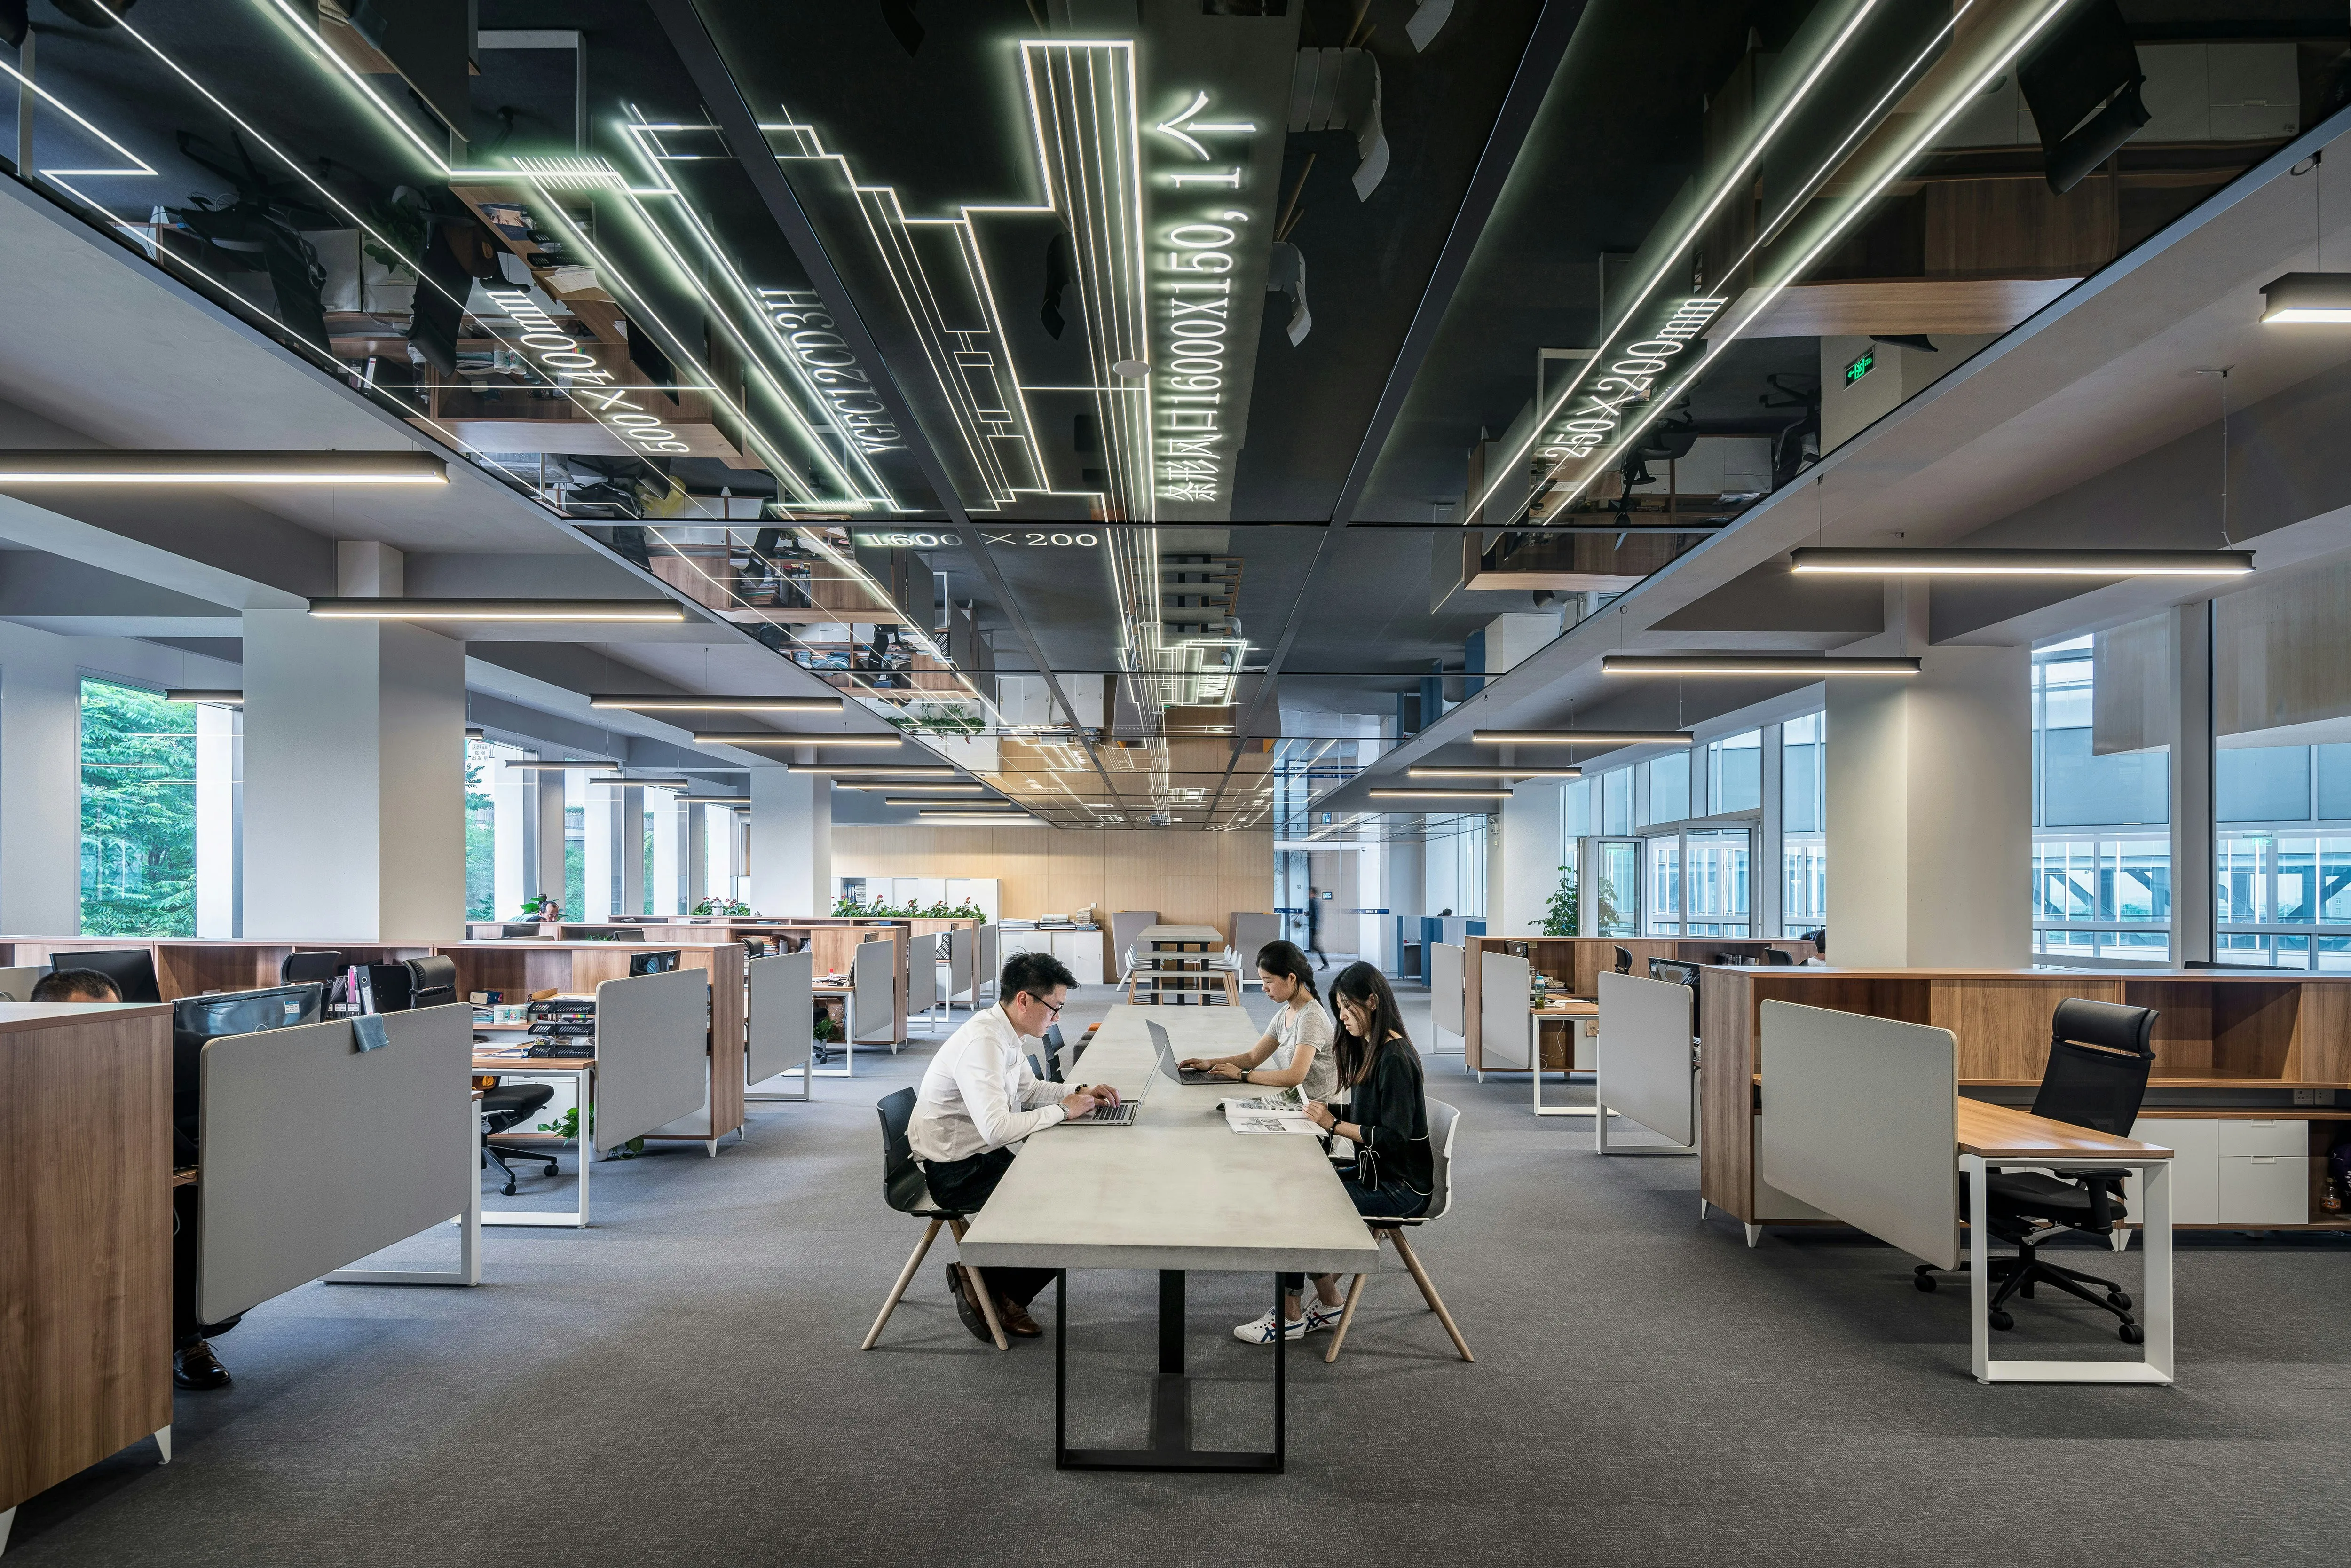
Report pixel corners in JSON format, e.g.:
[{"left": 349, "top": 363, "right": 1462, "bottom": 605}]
[
  {"left": 1649, "top": 958, "right": 1699, "bottom": 988},
  {"left": 2031, "top": 999, "right": 2157, "bottom": 1136},
  {"left": 404, "top": 954, "right": 460, "bottom": 1009},
  {"left": 1612, "top": 945, "right": 1632, "bottom": 974},
  {"left": 1764, "top": 947, "right": 1795, "bottom": 966},
  {"left": 1041, "top": 1023, "right": 1068, "bottom": 1081},
  {"left": 282, "top": 950, "right": 345, "bottom": 988},
  {"left": 877, "top": 1088, "right": 932, "bottom": 1214}
]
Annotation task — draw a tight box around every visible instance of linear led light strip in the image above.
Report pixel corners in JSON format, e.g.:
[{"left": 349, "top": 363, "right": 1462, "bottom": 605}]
[
  {"left": 617, "top": 115, "right": 896, "bottom": 508},
  {"left": 1524, "top": 0, "right": 2077, "bottom": 523},
  {"left": 596, "top": 119, "right": 899, "bottom": 508},
  {"left": 1464, "top": 0, "right": 1892, "bottom": 523},
  {"left": 640, "top": 522, "right": 1011, "bottom": 730},
  {"left": 254, "top": 2, "right": 870, "bottom": 512}
]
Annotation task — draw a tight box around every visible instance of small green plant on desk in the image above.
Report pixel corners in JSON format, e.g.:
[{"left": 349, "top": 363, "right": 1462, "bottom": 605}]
[
  {"left": 812, "top": 1009, "right": 842, "bottom": 1043},
  {"left": 693, "top": 896, "right": 753, "bottom": 917},
  {"left": 536, "top": 1103, "right": 644, "bottom": 1158}
]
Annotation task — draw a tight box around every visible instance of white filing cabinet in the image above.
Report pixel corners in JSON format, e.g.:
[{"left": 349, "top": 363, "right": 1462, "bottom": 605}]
[
  {"left": 2127, "top": 1117, "right": 2307, "bottom": 1226},
  {"left": 999, "top": 929, "right": 1104, "bottom": 987}
]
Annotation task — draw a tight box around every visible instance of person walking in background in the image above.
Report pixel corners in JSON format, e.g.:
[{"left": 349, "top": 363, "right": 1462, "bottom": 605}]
[{"left": 1305, "top": 889, "right": 1327, "bottom": 970}]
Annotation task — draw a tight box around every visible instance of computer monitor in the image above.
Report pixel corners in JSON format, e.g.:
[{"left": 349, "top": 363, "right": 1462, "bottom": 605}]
[
  {"left": 629, "top": 949, "right": 682, "bottom": 976},
  {"left": 50, "top": 948, "right": 162, "bottom": 1003},
  {"left": 172, "top": 983, "right": 326, "bottom": 1127}
]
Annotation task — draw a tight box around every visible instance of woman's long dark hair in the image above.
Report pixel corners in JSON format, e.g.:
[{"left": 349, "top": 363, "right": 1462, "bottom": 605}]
[
  {"left": 1329, "top": 961, "right": 1412, "bottom": 1087},
  {"left": 1254, "top": 940, "right": 1319, "bottom": 1003}
]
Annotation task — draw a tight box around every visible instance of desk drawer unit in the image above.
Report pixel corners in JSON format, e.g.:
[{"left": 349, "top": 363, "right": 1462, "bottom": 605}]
[{"left": 2125, "top": 1118, "right": 2308, "bottom": 1226}]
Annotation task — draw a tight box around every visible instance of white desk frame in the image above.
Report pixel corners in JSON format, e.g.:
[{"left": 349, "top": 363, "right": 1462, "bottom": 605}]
[
  {"left": 478, "top": 1062, "right": 592, "bottom": 1228},
  {"left": 1963, "top": 1152, "right": 2174, "bottom": 1386}
]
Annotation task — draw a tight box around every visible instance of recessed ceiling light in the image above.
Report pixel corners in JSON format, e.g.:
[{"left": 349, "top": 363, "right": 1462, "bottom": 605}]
[
  {"left": 308, "top": 598, "right": 685, "bottom": 622},
  {"left": 2260, "top": 271, "right": 2351, "bottom": 323},
  {"left": 0, "top": 450, "right": 447, "bottom": 484},
  {"left": 1600, "top": 654, "right": 1920, "bottom": 677},
  {"left": 588, "top": 694, "right": 845, "bottom": 712},
  {"left": 1471, "top": 729, "right": 1693, "bottom": 747},
  {"left": 1789, "top": 547, "right": 2254, "bottom": 576}
]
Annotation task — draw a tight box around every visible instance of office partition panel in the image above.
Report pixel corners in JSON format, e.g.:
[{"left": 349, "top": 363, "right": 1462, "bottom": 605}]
[
  {"left": 197, "top": 1005, "right": 471, "bottom": 1324},
  {"left": 907, "top": 933, "right": 939, "bottom": 1016},
  {"left": 1478, "top": 951, "right": 1533, "bottom": 1070},
  {"left": 851, "top": 939, "right": 898, "bottom": 1043},
  {"left": 595, "top": 967, "right": 713, "bottom": 1148},
  {"left": 747, "top": 950, "right": 814, "bottom": 1085},
  {"left": 1758, "top": 1000, "right": 1959, "bottom": 1269},
  {"left": 1596, "top": 971, "right": 1697, "bottom": 1145},
  {"left": 1432, "top": 942, "right": 1465, "bottom": 1036},
  {"left": 948, "top": 926, "right": 976, "bottom": 1004}
]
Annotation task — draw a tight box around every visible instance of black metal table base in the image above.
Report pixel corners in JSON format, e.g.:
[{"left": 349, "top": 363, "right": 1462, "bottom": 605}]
[{"left": 1054, "top": 1269, "right": 1285, "bottom": 1473}]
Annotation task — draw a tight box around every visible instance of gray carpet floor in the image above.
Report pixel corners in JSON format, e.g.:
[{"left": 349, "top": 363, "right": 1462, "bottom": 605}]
[{"left": 12, "top": 984, "right": 2350, "bottom": 1567}]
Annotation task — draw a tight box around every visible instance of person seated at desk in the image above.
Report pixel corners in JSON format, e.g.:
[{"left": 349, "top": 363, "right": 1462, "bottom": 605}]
[
  {"left": 908, "top": 951, "right": 1114, "bottom": 1343},
  {"left": 1236, "top": 961, "right": 1434, "bottom": 1345},
  {"left": 1183, "top": 940, "right": 1339, "bottom": 1103},
  {"left": 32, "top": 969, "right": 242, "bottom": 1389}
]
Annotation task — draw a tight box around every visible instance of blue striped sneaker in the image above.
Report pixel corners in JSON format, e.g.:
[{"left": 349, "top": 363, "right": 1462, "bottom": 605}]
[{"left": 1232, "top": 1308, "right": 1308, "bottom": 1343}]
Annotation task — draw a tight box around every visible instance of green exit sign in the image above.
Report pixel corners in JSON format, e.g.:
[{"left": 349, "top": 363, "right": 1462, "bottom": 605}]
[{"left": 1844, "top": 348, "right": 1875, "bottom": 385}]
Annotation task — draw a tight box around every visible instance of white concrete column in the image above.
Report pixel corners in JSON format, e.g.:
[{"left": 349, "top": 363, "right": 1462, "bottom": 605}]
[
  {"left": 583, "top": 781, "right": 646, "bottom": 919},
  {"left": 749, "top": 766, "right": 831, "bottom": 917},
  {"left": 536, "top": 771, "right": 567, "bottom": 904},
  {"left": 683, "top": 799, "right": 708, "bottom": 911},
  {"left": 1825, "top": 643, "right": 2031, "bottom": 968},
  {"left": 728, "top": 808, "right": 749, "bottom": 902},
  {"left": 2170, "top": 601, "right": 2214, "bottom": 965},
  {"left": 241, "top": 609, "right": 467, "bottom": 941},
  {"left": 1494, "top": 780, "right": 1564, "bottom": 936},
  {"left": 0, "top": 646, "right": 84, "bottom": 935},
  {"left": 651, "top": 788, "right": 683, "bottom": 916},
  {"left": 493, "top": 751, "right": 534, "bottom": 920},
  {"left": 194, "top": 702, "right": 241, "bottom": 938}
]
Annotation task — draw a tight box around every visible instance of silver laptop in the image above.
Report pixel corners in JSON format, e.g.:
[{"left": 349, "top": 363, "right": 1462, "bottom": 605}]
[
  {"left": 1061, "top": 1049, "right": 1153, "bottom": 1127},
  {"left": 1150, "top": 1020, "right": 1224, "bottom": 1085}
]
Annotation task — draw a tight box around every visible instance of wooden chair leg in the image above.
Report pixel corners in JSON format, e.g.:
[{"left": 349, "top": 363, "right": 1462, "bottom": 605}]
[
  {"left": 947, "top": 1218, "right": 1010, "bottom": 1351},
  {"left": 1323, "top": 1271, "right": 1369, "bottom": 1364},
  {"left": 861, "top": 1218, "right": 942, "bottom": 1350},
  {"left": 1388, "top": 1227, "right": 1474, "bottom": 1363}
]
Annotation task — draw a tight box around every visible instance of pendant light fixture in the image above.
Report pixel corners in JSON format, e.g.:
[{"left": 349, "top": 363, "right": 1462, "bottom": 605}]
[
  {"left": 1368, "top": 788, "right": 1513, "bottom": 801},
  {"left": 1406, "top": 765, "right": 1582, "bottom": 780},
  {"left": 589, "top": 694, "right": 844, "bottom": 713},
  {"left": 1601, "top": 654, "right": 1920, "bottom": 677},
  {"left": 694, "top": 733, "right": 906, "bottom": 748},
  {"left": 2262, "top": 150, "right": 2351, "bottom": 322},
  {"left": 0, "top": 450, "right": 447, "bottom": 485},
  {"left": 1789, "top": 547, "right": 2253, "bottom": 576},
  {"left": 309, "top": 599, "right": 686, "bottom": 622},
  {"left": 1471, "top": 728, "right": 1692, "bottom": 747}
]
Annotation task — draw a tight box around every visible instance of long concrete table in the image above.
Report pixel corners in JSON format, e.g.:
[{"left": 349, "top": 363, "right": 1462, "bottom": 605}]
[{"left": 959, "top": 1004, "right": 1378, "bottom": 1473}]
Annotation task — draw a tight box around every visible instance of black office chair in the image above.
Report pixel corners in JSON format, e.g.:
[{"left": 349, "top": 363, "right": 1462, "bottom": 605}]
[
  {"left": 282, "top": 950, "right": 345, "bottom": 988},
  {"left": 1649, "top": 958, "right": 1699, "bottom": 988},
  {"left": 1041, "top": 1024, "right": 1069, "bottom": 1082},
  {"left": 860, "top": 1088, "right": 1007, "bottom": 1351},
  {"left": 405, "top": 954, "right": 459, "bottom": 1009},
  {"left": 480, "top": 1080, "right": 560, "bottom": 1195},
  {"left": 1915, "top": 997, "right": 2157, "bottom": 1342},
  {"left": 1612, "top": 945, "right": 1633, "bottom": 975},
  {"left": 1801, "top": 927, "right": 1827, "bottom": 957},
  {"left": 1764, "top": 947, "right": 1796, "bottom": 966}
]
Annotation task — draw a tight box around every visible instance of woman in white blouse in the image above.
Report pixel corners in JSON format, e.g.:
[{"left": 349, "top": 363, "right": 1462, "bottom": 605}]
[{"left": 1180, "top": 940, "right": 1337, "bottom": 1102}]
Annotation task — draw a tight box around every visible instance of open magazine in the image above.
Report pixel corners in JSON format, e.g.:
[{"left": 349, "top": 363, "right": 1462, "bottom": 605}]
[{"left": 1217, "top": 1086, "right": 1322, "bottom": 1135}]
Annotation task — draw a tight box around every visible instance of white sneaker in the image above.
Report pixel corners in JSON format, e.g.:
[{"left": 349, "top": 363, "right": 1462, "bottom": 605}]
[
  {"left": 1232, "top": 1308, "right": 1307, "bottom": 1344},
  {"left": 1302, "top": 1296, "right": 1347, "bottom": 1333}
]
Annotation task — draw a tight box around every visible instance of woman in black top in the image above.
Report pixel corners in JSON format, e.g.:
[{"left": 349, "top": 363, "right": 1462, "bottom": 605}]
[{"left": 1234, "top": 961, "right": 1433, "bottom": 1344}]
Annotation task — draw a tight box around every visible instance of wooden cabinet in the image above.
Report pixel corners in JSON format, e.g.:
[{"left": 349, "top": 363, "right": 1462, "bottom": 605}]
[{"left": 2, "top": 1004, "right": 175, "bottom": 1520}]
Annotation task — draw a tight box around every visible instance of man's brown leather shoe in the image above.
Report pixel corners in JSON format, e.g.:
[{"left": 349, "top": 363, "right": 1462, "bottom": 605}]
[{"left": 997, "top": 1297, "right": 1042, "bottom": 1338}]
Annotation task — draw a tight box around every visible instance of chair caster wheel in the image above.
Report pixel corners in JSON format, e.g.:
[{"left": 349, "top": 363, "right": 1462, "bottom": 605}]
[
  {"left": 1987, "top": 1309, "right": 2014, "bottom": 1332},
  {"left": 1914, "top": 1273, "right": 1936, "bottom": 1292},
  {"left": 2107, "top": 1292, "right": 2131, "bottom": 1311},
  {"left": 2119, "top": 1322, "right": 2144, "bottom": 1345},
  {"left": 501, "top": 1183, "right": 518, "bottom": 1197}
]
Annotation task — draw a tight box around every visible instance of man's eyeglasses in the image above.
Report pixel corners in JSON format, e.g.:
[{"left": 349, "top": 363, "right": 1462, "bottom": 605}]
[{"left": 1021, "top": 992, "right": 1065, "bottom": 1018}]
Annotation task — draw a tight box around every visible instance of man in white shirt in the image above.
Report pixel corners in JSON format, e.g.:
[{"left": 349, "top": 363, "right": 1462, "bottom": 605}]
[{"left": 911, "top": 951, "right": 1112, "bottom": 1342}]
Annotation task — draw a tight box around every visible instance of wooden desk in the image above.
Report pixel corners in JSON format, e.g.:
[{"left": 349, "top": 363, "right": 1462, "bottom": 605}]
[
  {"left": 470, "top": 1050, "right": 595, "bottom": 1228},
  {"left": 1459, "top": 935, "right": 1812, "bottom": 1070},
  {"left": 960, "top": 1006, "right": 1377, "bottom": 1473},
  {"left": 2, "top": 1004, "right": 175, "bottom": 1533},
  {"left": 1953, "top": 1102, "right": 2174, "bottom": 1387},
  {"left": 1529, "top": 999, "right": 1600, "bottom": 1118}
]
